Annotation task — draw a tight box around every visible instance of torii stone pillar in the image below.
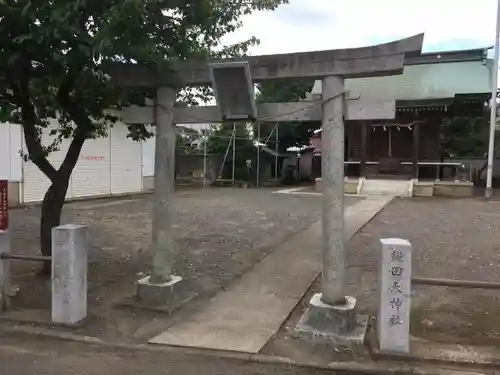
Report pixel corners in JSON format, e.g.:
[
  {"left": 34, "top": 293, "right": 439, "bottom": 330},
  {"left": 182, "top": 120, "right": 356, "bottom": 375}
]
[
  {"left": 320, "top": 75, "right": 347, "bottom": 306},
  {"left": 137, "top": 85, "right": 183, "bottom": 304},
  {"left": 294, "top": 75, "right": 368, "bottom": 346}
]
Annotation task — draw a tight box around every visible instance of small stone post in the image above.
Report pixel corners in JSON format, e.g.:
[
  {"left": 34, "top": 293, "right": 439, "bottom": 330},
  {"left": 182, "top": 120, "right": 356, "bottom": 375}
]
[
  {"left": 51, "top": 224, "right": 88, "bottom": 325},
  {"left": 0, "top": 230, "right": 11, "bottom": 310},
  {"left": 293, "top": 76, "right": 368, "bottom": 346},
  {"left": 378, "top": 238, "right": 412, "bottom": 354},
  {"left": 137, "top": 85, "right": 183, "bottom": 305}
]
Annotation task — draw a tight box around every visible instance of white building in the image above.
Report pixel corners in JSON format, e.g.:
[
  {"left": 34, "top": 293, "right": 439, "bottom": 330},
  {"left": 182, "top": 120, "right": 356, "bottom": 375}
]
[
  {"left": 0, "top": 120, "right": 213, "bottom": 206},
  {"left": 1, "top": 120, "right": 158, "bottom": 206}
]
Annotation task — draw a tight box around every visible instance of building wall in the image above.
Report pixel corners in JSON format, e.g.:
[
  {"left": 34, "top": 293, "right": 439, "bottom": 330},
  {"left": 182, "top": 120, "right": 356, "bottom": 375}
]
[
  {"left": 140, "top": 127, "right": 222, "bottom": 186},
  {"left": 69, "top": 135, "right": 109, "bottom": 199},
  {"left": 346, "top": 123, "right": 360, "bottom": 159},
  {"left": 0, "top": 123, "right": 23, "bottom": 206},
  {"left": 346, "top": 61, "right": 491, "bottom": 100},
  {"left": 0, "top": 123, "right": 23, "bottom": 182},
  {"left": 110, "top": 125, "right": 143, "bottom": 195},
  {"left": 298, "top": 151, "right": 313, "bottom": 180},
  {"left": 344, "top": 116, "right": 441, "bottom": 163},
  {"left": 312, "top": 60, "right": 491, "bottom": 101},
  {"left": 345, "top": 123, "right": 402, "bottom": 161},
  {"left": 419, "top": 120, "right": 441, "bottom": 161},
  {"left": 176, "top": 154, "right": 221, "bottom": 183},
  {"left": 141, "top": 125, "right": 155, "bottom": 178},
  {"left": 1, "top": 121, "right": 146, "bottom": 205}
]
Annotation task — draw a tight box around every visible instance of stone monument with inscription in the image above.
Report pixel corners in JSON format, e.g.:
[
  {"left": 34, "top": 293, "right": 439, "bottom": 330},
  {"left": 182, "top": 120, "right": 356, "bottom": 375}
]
[{"left": 378, "top": 238, "right": 412, "bottom": 354}]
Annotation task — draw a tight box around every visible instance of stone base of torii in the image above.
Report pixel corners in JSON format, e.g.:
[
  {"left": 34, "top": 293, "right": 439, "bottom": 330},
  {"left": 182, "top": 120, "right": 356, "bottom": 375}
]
[{"left": 114, "top": 33, "right": 424, "bottom": 346}]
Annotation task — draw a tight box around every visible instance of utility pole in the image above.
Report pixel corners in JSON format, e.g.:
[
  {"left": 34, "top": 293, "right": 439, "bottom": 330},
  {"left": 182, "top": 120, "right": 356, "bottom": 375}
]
[{"left": 485, "top": 0, "right": 500, "bottom": 199}]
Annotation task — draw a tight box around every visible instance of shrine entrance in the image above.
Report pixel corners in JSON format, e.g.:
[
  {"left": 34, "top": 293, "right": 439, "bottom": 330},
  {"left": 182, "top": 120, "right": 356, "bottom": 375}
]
[
  {"left": 370, "top": 124, "right": 414, "bottom": 161},
  {"left": 364, "top": 124, "right": 416, "bottom": 179}
]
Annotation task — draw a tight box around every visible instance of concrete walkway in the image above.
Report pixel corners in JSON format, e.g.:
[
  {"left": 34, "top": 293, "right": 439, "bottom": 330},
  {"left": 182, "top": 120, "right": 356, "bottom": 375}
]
[{"left": 150, "top": 196, "right": 392, "bottom": 353}]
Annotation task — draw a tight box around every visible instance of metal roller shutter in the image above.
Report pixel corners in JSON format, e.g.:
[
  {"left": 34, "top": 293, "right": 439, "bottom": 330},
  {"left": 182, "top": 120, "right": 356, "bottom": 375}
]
[
  {"left": 110, "top": 124, "right": 142, "bottom": 195},
  {"left": 23, "top": 123, "right": 74, "bottom": 203},
  {"left": 71, "top": 136, "right": 111, "bottom": 198}
]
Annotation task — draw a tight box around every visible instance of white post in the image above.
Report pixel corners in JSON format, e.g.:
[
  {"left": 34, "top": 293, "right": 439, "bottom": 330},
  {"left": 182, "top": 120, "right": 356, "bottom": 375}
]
[
  {"left": 51, "top": 224, "right": 88, "bottom": 325},
  {"left": 232, "top": 121, "right": 236, "bottom": 185},
  {"left": 321, "top": 75, "right": 346, "bottom": 305},
  {"left": 203, "top": 124, "right": 207, "bottom": 189},
  {"left": 257, "top": 122, "right": 261, "bottom": 187},
  {"left": 378, "top": 238, "right": 412, "bottom": 354},
  {"left": 486, "top": 0, "right": 500, "bottom": 199},
  {"left": 275, "top": 123, "right": 279, "bottom": 181},
  {"left": 0, "top": 230, "right": 10, "bottom": 310}
]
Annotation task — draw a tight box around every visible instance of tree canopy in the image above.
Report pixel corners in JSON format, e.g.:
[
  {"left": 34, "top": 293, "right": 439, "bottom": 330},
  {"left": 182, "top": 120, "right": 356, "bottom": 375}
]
[
  {"left": 442, "top": 116, "right": 500, "bottom": 158},
  {"left": 0, "top": 0, "right": 288, "bottom": 266}
]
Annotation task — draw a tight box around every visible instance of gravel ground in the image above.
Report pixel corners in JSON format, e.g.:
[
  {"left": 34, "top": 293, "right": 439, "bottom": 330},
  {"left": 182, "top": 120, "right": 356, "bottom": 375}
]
[
  {"left": 346, "top": 197, "right": 500, "bottom": 345},
  {"left": 264, "top": 197, "right": 500, "bottom": 359},
  {"left": 7, "top": 188, "right": 358, "bottom": 341}
]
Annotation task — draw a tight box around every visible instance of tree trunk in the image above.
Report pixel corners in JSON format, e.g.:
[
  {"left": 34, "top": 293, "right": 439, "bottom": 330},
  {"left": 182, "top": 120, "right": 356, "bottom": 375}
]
[
  {"left": 39, "top": 177, "right": 70, "bottom": 275},
  {"left": 14, "top": 74, "right": 90, "bottom": 275}
]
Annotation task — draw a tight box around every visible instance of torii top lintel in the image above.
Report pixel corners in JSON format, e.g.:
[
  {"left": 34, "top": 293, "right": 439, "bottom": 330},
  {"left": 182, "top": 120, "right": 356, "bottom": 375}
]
[{"left": 109, "top": 33, "right": 424, "bottom": 88}]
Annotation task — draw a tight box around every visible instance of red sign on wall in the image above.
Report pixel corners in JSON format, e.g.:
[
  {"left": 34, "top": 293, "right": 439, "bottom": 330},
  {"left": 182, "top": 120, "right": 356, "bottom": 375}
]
[
  {"left": 81, "top": 155, "right": 107, "bottom": 162},
  {"left": 0, "top": 180, "right": 8, "bottom": 231}
]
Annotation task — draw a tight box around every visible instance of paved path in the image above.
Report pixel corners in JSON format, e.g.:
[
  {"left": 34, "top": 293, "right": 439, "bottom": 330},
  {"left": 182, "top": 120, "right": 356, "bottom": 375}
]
[
  {"left": 150, "top": 197, "right": 392, "bottom": 353},
  {"left": 0, "top": 335, "right": 343, "bottom": 375}
]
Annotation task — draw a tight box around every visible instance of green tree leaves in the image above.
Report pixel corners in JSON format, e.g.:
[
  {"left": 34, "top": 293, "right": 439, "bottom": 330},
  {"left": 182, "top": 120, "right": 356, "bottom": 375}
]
[{"left": 442, "top": 116, "right": 500, "bottom": 158}]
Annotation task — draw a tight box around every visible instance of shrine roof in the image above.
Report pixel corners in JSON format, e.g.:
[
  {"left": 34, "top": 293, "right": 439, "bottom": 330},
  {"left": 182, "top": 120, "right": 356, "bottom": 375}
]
[
  {"left": 311, "top": 47, "right": 492, "bottom": 102},
  {"left": 406, "top": 47, "right": 490, "bottom": 65}
]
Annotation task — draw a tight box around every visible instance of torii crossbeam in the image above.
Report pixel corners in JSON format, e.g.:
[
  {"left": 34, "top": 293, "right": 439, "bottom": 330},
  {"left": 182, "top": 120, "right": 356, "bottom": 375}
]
[{"left": 108, "top": 34, "right": 423, "bottom": 86}]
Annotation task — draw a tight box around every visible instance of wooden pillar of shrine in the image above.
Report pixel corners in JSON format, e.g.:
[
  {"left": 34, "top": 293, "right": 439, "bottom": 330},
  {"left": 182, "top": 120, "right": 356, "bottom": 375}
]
[
  {"left": 412, "top": 122, "right": 420, "bottom": 179},
  {"left": 360, "top": 121, "right": 369, "bottom": 177}
]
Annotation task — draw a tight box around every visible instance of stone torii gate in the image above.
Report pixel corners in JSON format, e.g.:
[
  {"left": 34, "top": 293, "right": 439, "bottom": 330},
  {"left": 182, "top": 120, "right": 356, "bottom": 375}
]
[{"left": 115, "top": 33, "right": 424, "bottom": 344}]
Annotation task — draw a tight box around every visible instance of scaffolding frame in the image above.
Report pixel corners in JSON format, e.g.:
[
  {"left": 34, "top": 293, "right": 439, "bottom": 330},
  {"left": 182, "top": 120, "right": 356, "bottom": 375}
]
[
  {"left": 201, "top": 122, "right": 237, "bottom": 187},
  {"left": 200, "top": 121, "right": 281, "bottom": 188},
  {"left": 256, "top": 122, "right": 281, "bottom": 187}
]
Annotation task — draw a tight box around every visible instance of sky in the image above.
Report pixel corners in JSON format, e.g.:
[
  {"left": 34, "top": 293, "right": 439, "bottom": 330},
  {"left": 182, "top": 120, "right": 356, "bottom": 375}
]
[{"left": 221, "top": 0, "right": 499, "bottom": 55}]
